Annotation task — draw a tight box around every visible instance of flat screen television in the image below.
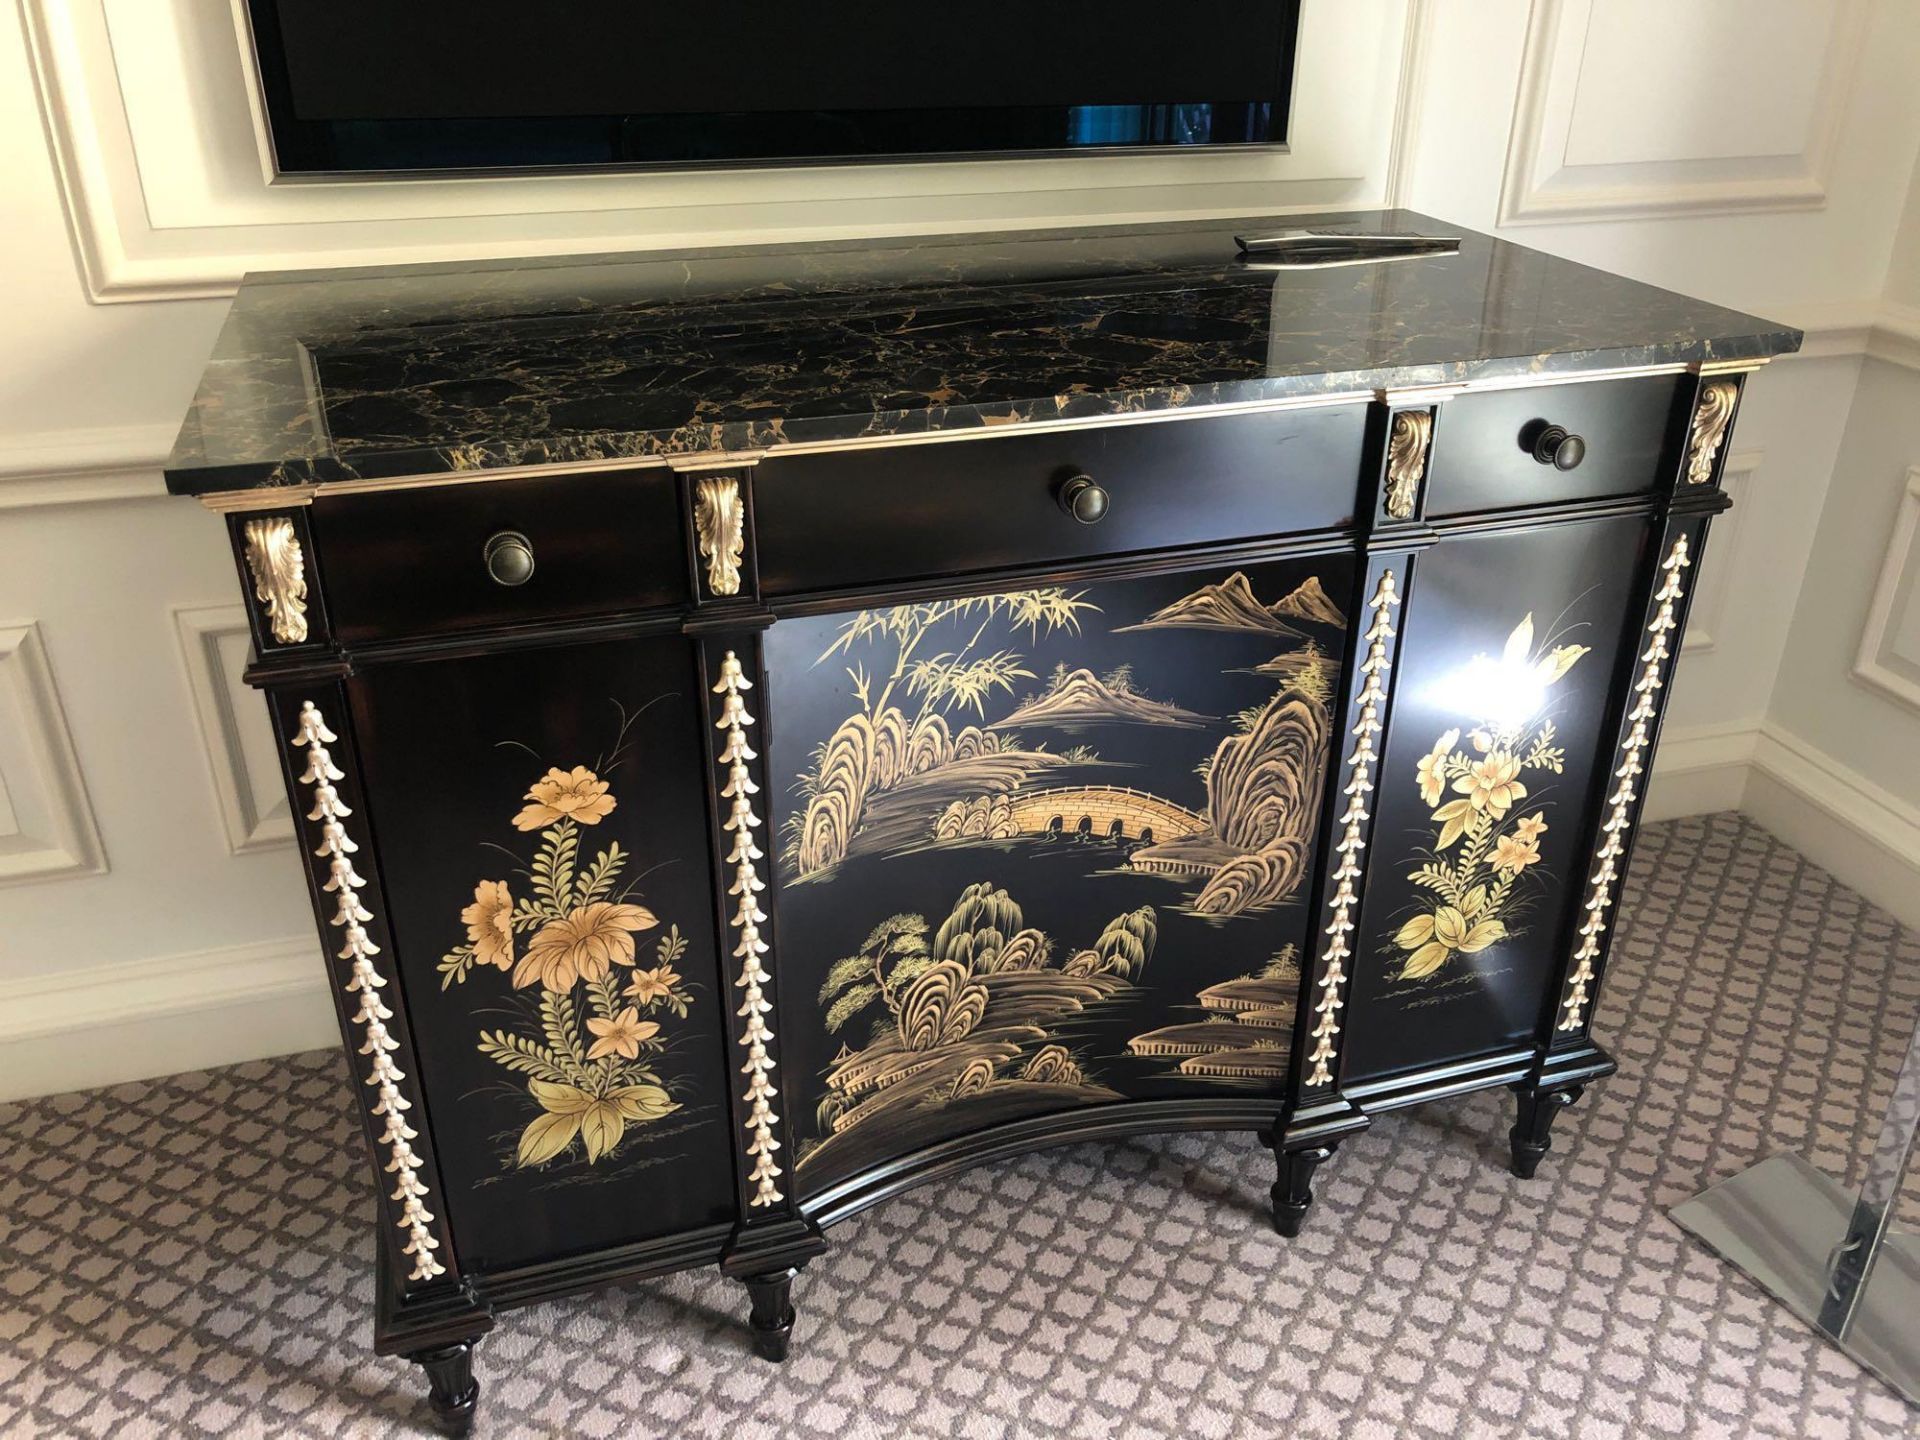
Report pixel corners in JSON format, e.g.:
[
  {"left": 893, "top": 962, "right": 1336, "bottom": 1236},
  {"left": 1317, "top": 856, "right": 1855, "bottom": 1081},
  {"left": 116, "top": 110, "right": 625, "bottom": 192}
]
[{"left": 243, "top": 1, "right": 1302, "bottom": 176}]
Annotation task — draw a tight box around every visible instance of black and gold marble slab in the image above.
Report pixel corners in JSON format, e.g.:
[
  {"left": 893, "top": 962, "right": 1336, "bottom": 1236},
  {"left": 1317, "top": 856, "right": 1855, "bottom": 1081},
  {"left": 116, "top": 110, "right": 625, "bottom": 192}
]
[{"left": 163, "top": 209, "right": 1800, "bottom": 495}]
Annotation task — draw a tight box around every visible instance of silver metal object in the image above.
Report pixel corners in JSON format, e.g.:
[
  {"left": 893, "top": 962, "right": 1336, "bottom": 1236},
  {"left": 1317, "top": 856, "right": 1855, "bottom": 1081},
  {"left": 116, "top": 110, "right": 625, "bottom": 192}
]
[
  {"left": 483, "top": 530, "right": 535, "bottom": 587},
  {"left": 1235, "top": 230, "right": 1461, "bottom": 268},
  {"left": 1672, "top": 1002, "right": 1920, "bottom": 1406}
]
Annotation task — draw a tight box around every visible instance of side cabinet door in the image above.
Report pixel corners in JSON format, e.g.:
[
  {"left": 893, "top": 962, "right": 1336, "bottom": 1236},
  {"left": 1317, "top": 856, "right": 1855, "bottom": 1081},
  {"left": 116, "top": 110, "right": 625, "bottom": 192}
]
[
  {"left": 1343, "top": 513, "right": 1657, "bottom": 1084},
  {"left": 763, "top": 555, "right": 1354, "bottom": 1200},
  {"left": 348, "top": 635, "right": 738, "bottom": 1273}
]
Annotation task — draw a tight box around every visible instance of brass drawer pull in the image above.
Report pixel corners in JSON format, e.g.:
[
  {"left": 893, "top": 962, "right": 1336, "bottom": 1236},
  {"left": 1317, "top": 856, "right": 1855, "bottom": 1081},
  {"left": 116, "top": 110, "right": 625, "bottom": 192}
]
[
  {"left": 1057, "top": 473, "right": 1110, "bottom": 524},
  {"left": 1530, "top": 423, "right": 1588, "bottom": 472},
  {"left": 483, "top": 530, "right": 535, "bottom": 586}
]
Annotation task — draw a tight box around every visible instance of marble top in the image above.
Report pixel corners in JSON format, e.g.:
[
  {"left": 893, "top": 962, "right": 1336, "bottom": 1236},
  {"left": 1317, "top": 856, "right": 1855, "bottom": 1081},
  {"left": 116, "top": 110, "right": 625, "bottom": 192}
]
[{"left": 163, "top": 209, "right": 1801, "bottom": 495}]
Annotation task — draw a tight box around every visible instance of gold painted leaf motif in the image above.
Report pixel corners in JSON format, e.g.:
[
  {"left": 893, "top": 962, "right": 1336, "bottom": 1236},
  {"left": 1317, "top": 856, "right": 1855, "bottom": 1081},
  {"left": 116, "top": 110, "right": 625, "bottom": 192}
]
[{"left": 1390, "top": 606, "right": 1591, "bottom": 982}]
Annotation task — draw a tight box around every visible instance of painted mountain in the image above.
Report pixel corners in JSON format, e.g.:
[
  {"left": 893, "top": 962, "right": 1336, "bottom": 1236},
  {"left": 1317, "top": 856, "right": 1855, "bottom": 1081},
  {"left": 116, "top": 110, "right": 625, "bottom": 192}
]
[
  {"left": 1253, "top": 646, "right": 1336, "bottom": 693},
  {"left": 1129, "top": 688, "right": 1332, "bottom": 914},
  {"left": 991, "top": 667, "right": 1212, "bottom": 731},
  {"left": 1118, "top": 573, "right": 1343, "bottom": 637},
  {"left": 1271, "top": 576, "right": 1346, "bottom": 628}
]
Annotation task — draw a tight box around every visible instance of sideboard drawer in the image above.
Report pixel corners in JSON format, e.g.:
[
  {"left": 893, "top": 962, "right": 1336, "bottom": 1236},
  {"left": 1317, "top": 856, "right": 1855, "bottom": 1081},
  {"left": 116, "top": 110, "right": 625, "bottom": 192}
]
[
  {"left": 754, "top": 405, "right": 1367, "bottom": 596},
  {"left": 1426, "top": 377, "right": 1690, "bottom": 517},
  {"left": 313, "top": 470, "right": 685, "bottom": 643}
]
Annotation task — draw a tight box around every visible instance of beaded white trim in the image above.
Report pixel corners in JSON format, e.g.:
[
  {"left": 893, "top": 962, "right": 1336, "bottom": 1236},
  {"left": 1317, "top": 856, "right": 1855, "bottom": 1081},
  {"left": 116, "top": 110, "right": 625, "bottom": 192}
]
[
  {"left": 1556, "top": 536, "right": 1691, "bottom": 1032},
  {"left": 714, "top": 653, "right": 783, "bottom": 1208},
  {"left": 292, "top": 702, "right": 446, "bottom": 1282},
  {"left": 1305, "top": 569, "right": 1399, "bottom": 1088}
]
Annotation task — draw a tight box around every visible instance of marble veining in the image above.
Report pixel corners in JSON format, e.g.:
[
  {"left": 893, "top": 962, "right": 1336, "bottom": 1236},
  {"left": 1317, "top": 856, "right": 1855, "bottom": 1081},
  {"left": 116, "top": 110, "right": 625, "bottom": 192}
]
[{"left": 164, "top": 210, "right": 1801, "bottom": 495}]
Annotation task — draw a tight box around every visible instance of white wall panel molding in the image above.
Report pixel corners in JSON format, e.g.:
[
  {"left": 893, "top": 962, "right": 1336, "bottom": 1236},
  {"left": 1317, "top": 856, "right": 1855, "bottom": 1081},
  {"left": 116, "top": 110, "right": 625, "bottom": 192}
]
[
  {"left": 19, "top": 0, "right": 1420, "bottom": 302},
  {"left": 1498, "top": 0, "right": 1868, "bottom": 226},
  {"left": 1851, "top": 464, "right": 1920, "bottom": 712},
  {"left": 1381, "top": 0, "right": 1437, "bottom": 209},
  {"left": 1756, "top": 301, "right": 1920, "bottom": 370},
  {"left": 172, "top": 603, "right": 292, "bottom": 855},
  {"left": 1784, "top": 299, "right": 1880, "bottom": 363},
  {"left": 0, "top": 935, "right": 334, "bottom": 1101},
  {"left": 1681, "top": 448, "right": 1761, "bottom": 656},
  {"left": 0, "top": 423, "right": 172, "bottom": 509},
  {"left": 0, "top": 620, "right": 107, "bottom": 884},
  {"left": 1869, "top": 303, "right": 1920, "bottom": 374}
]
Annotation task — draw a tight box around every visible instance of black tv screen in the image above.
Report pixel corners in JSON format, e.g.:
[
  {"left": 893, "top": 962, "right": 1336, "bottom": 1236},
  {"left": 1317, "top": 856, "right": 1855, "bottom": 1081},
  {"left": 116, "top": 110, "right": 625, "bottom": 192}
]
[{"left": 245, "top": 1, "right": 1301, "bottom": 175}]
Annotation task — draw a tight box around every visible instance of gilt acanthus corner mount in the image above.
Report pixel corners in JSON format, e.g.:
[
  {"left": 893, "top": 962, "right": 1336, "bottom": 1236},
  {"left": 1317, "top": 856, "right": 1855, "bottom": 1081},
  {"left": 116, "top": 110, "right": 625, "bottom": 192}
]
[{"left": 243, "top": 516, "right": 309, "bottom": 644}]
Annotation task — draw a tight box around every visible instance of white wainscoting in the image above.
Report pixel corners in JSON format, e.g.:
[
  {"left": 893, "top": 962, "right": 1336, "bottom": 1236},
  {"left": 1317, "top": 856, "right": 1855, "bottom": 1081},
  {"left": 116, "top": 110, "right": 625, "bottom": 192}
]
[
  {"left": 173, "top": 603, "right": 294, "bottom": 856},
  {"left": 0, "top": 619, "right": 106, "bottom": 885},
  {"left": 19, "top": 0, "right": 1420, "bottom": 301},
  {"left": 1498, "top": 0, "right": 1868, "bottom": 225},
  {"left": 1681, "top": 449, "right": 1762, "bottom": 656},
  {"left": 1645, "top": 719, "right": 1920, "bottom": 932},
  {"left": 0, "top": 425, "right": 174, "bottom": 510},
  {"left": 1742, "top": 724, "right": 1920, "bottom": 932},
  {"left": 1851, "top": 465, "right": 1920, "bottom": 710},
  {"left": 0, "top": 935, "right": 335, "bottom": 1101}
]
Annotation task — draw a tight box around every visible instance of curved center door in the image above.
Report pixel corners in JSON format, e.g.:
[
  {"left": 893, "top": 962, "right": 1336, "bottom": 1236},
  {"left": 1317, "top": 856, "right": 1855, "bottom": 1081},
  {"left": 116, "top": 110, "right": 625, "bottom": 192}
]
[{"left": 763, "top": 553, "right": 1354, "bottom": 1203}]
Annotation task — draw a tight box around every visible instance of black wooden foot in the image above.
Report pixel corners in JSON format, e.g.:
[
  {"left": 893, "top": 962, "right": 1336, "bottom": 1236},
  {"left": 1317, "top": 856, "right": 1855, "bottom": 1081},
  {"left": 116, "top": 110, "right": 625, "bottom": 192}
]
[
  {"left": 1271, "top": 1142, "right": 1338, "bottom": 1237},
  {"left": 1509, "top": 1083, "right": 1584, "bottom": 1179},
  {"left": 408, "top": 1341, "right": 480, "bottom": 1436},
  {"left": 741, "top": 1268, "right": 798, "bottom": 1362}
]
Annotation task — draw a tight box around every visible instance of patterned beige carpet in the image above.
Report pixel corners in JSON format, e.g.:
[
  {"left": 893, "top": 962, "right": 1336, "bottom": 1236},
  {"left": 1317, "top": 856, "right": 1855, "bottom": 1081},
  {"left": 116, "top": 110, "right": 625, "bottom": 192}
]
[{"left": 2, "top": 813, "right": 1917, "bottom": 1438}]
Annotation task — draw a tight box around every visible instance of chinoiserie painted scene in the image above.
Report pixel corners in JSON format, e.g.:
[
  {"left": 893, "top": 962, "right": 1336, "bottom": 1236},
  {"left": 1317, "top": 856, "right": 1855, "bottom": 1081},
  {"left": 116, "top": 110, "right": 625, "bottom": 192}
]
[{"left": 763, "top": 560, "right": 1353, "bottom": 1195}]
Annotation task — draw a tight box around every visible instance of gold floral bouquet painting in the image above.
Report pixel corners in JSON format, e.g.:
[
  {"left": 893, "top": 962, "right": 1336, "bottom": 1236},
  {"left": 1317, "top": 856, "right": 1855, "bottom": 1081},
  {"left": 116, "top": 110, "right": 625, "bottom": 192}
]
[
  {"left": 1391, "top": 614, "right": 1588, "bottom": 982},
  {"left": 438, "top": 762, "right": 696, "bottom": 1169}
]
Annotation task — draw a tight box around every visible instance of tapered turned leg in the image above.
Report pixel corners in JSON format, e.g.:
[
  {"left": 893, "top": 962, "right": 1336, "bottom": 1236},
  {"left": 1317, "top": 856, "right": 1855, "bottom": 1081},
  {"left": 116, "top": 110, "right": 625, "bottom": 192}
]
[
  {"left": 741, "top": 1268, "right": 798, "bottom": 1361},
  {"left": 1270, "top": 1142, "right": 1339, "bottom": 1238},
  {"left": 407, "top": 1341, "right": 480, "bottom": 1437},
  {"left": 1509, "top": 1083, "right": 1584, "bottom": 1179}
]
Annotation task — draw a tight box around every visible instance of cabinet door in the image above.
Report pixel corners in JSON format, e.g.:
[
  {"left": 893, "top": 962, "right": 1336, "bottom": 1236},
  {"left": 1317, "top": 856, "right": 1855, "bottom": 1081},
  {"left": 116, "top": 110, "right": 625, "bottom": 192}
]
[
  {"left": 1342, "top": 514, "right": 1656, "bottom": 1084},
  {"left": 348, "top": 635, "right": 737, "bottom": 1273},
  {"left": 763, "top": 555, "right": 1354, "bottom": 1199}
]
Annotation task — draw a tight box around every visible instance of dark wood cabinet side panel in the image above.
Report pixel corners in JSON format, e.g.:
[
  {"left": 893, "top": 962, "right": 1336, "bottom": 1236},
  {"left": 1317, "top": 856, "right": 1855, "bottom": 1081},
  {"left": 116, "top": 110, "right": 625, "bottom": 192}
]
[
  {"left": 345, "top": 635, "right": 738, "bottom": 1273},
  {"left": 1339, "top": 514, "right": 1656, "bottom": 1086},
  {"left": 755, "top": 407, "right": 1366, "bottom": 596}
]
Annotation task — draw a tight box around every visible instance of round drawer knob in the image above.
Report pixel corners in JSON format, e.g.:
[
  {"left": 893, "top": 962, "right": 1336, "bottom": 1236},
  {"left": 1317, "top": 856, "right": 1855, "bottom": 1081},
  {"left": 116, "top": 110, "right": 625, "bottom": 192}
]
[
  {"left": 1058, "top": 474, "right": 1110, "bottom": 525},
  {"left": 1531, "top": 424, "right": 1588, "bottom": 472},
  {"left": 484, "top": 530, "right": 535, "bottom": 587}
]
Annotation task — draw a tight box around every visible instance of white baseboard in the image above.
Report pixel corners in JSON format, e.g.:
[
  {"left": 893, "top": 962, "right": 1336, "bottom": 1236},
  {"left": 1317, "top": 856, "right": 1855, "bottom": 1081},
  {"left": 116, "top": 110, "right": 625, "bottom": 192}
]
[
  {"left": 0, "top": 937, "right": 337, "bottom": 1103},
  {"left": 1742, "top": 723, "right": 1920, "bottom": 932},
  {"left": 1644, "top": 720, "right": 1760, "bottom": 823},
  {"left": 1649, "top": 717, "right": 1920, "bottom": 931}
]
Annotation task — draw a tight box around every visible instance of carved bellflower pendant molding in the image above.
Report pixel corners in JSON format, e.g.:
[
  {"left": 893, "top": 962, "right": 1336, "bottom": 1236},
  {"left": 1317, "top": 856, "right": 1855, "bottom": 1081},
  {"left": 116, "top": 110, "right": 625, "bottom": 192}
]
[
  {"left": 1384, "top": 411, "right": 1434, "bottom": 520},
  {"left": 1306, "top": 568, "right": 1399, "bottom": 1088},
  {"left": 695, "top": 476, "right": 746, "bottom": 597},
  {"left": 1685, "top": 382, "right": 1737, "bottom": 486},
  {"left": 714, "top": 651, "right": 783, "bottom": 1207},
  {"left": 292, "top": 701, "right": 446, "bottom": 1283},
  {"left": 243, "top": 516, "right": 309, "bottom": 644},
  {"left": 1557, "top": 536, "right": 1691, "bottom": 1033}
]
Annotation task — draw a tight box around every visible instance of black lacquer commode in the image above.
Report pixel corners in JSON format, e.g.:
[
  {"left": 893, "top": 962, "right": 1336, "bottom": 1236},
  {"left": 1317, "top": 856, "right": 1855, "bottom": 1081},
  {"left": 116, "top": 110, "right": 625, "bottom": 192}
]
[{"left": 165, "top": 212, "right": 1797, "bottom": 1432}]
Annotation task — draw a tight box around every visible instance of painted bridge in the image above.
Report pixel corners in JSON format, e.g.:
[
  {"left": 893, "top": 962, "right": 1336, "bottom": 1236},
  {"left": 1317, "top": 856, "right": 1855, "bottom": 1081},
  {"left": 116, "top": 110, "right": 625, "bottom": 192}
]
[{"left": 1004, "top": 786, "right": 1204, "bottom": 843}]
